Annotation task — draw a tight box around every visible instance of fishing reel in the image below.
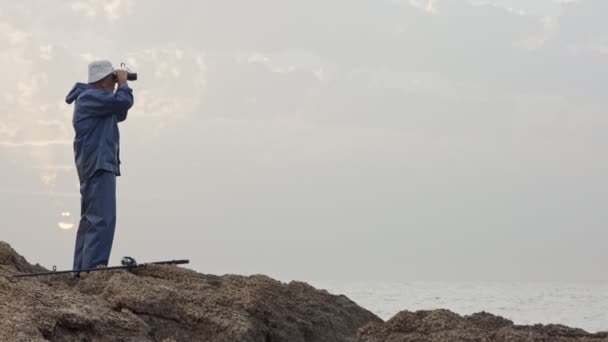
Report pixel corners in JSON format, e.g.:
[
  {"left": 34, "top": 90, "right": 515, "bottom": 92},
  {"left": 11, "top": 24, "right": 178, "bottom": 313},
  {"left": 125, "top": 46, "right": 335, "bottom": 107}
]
[{"left": 121, "top": 256, "right": 138, "bottom": 267}]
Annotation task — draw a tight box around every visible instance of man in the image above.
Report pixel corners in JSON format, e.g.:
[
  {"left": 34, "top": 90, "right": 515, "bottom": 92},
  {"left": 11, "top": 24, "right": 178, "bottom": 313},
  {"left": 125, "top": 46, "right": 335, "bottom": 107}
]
[{"left": 65, "top": 60, "right": 134, "bottom": 270}]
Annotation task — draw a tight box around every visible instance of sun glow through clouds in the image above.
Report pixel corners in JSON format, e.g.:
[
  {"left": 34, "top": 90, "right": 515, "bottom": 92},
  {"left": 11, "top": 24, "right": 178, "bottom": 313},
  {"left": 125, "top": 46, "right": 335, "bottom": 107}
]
[{"left": 58, "top": 212, "right": 74, "bottom": 230}]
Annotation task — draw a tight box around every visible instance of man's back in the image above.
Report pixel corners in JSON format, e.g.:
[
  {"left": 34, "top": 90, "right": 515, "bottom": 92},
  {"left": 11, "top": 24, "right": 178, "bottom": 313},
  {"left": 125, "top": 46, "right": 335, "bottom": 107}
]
[{"left": 66, "top": 82, "right": 133, "bottom": 183}]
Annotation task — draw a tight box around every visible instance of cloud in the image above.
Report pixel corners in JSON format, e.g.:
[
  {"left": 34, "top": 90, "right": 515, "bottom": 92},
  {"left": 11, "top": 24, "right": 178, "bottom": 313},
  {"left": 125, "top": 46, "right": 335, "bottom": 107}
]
[
  {"left": 1, "top": 0, "right": 608, "bottom": 281},
  {"left": 70, "top": 1, "right": 97, "bottom": 18},
  {"left": 0, "top": 21, "right": 31, "bottom": 47},
  {"left": 120, "top": 47, "right": 209, "bottom": 128},
  {"left": 0, "top": 122, "right": 18, "bottom": 139},
  {"left": 238, "top": 52, "right": 296, "bottom": 74},
  {"left": 79, "top": 52, "right": 95, "bottom": 62},
  {"left": 0, "top": 140, "right": 71, "bottom": 147},
  {"left": 103, "top": 0, "right": 135, "bottom": 21},
  {"left": 408, "top": 0, "right": 436, "bottom": 13},
  {"left": 39, "top": 44, "right": 53, "bottom": 60},
  {"left": 0, "top": 189, "right": 78, "bottom": 198},
  {"left": 70, "top": 0, "right": 134, "bottom": 21},
  {"left": 33, "top": 165, "right": 74, "bottom": 171}
]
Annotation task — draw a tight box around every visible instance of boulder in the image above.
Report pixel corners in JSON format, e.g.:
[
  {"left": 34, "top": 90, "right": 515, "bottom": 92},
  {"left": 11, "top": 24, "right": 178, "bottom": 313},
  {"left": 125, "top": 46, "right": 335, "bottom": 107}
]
[
  {"left": 0, "top": 241, "right": 381, "bottom": 341},
  {"left": 357, "top": 309, "right": 608, "bottom": 342}
]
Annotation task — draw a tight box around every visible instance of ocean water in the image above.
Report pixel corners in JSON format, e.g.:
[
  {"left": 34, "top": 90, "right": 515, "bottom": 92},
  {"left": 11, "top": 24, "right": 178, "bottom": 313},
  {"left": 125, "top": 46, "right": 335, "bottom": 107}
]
[{"left": 308, "top": 280, "right": 608, "bottom": 333}]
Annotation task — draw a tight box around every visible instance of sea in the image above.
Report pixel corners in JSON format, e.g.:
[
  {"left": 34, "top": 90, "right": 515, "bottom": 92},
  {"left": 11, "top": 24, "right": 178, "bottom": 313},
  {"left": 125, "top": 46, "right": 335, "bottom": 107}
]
[{"left": 308, "top": 280, "right": 608, "bottom": 333}]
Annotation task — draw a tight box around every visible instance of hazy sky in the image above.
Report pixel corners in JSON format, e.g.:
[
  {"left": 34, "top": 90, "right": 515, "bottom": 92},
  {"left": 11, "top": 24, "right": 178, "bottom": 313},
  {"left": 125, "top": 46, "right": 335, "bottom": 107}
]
[{"left": 1, "top": 0, "right": 606, "bottom": 281}]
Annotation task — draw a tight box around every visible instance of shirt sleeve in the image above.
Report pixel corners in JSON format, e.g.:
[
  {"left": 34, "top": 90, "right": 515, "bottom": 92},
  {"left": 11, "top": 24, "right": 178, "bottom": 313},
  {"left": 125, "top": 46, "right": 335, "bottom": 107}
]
[{"left": 78, "top": 84, "right": 134, "bottom": 120}]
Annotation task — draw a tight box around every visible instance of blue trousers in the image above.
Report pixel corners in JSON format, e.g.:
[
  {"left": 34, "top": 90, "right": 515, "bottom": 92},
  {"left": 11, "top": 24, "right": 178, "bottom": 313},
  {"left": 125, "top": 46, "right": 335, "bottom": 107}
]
[{"left": 73, "top": 170, "right": 117, "bottom": 270}]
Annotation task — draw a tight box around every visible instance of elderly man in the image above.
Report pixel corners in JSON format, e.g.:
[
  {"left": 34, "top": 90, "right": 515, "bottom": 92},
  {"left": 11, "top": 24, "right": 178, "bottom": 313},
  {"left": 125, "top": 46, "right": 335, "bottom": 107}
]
[{"left": 65, "top": 60, "right": 134, "bottom": 270}]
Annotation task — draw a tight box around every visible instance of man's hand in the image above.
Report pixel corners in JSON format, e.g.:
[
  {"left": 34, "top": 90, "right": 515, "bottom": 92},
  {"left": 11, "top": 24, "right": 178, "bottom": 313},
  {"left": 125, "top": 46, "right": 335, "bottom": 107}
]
[{"left": 115, "top": 69, "right": 128, "bottom": 86}]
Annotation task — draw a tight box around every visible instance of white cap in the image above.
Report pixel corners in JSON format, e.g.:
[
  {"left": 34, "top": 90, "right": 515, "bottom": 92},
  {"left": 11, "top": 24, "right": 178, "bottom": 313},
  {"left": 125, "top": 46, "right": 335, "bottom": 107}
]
[{"left": 88, "top": 60, "right": 115, "bottom": 83}]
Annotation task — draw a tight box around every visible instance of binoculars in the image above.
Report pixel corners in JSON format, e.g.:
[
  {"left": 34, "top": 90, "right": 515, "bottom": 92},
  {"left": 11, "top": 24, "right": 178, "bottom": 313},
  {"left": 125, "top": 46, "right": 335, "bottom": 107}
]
[
  {"left": 113, "top": 62, "right": 137, "bottom": 81},
  {"left": 113, "top": 72, "right": 137, "bottom": 81}
]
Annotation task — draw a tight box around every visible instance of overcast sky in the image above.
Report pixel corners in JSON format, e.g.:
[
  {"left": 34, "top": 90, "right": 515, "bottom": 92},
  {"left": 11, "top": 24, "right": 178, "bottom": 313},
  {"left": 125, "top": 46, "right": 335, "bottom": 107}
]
[{"left": 1, "top": 0, "right": 606, "bottom": 282}]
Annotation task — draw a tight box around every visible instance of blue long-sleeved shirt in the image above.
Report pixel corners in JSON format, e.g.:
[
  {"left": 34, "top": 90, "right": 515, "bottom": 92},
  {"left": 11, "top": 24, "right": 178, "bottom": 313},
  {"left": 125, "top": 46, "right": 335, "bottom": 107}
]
[{"left": 65, "top": 83, "right": 134, "bottom": 183}]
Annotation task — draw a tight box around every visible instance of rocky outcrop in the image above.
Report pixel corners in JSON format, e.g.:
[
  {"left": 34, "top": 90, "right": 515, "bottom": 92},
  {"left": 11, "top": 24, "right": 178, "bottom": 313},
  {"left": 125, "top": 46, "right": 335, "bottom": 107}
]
[
  {"left": 0, "top": 242, "right": 380, "bottom": 341},
  {"left": 0, "top": 241, "right": 46, "bottom": 274},
  {"left": 357, "top": 309, "right": 608, "bottom": 342},
  {"left": 2, "top": 241, "right": 607, "bottom": 342}
]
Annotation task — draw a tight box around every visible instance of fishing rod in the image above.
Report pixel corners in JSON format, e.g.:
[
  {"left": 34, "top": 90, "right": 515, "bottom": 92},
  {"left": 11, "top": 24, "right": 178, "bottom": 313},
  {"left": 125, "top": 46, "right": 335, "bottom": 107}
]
[{"left": 12, "top": 257, "right": 189, "bottom": 278}]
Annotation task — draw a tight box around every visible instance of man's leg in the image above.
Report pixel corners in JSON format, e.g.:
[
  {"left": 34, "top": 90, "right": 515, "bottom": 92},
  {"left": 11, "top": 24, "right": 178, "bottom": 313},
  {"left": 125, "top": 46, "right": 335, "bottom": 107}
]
[
  {"left": 73, "top": 179, "right": 90, "bottom": 270},
  {"left": 81, "top": 170, "right": 117, "bottom": 269}
]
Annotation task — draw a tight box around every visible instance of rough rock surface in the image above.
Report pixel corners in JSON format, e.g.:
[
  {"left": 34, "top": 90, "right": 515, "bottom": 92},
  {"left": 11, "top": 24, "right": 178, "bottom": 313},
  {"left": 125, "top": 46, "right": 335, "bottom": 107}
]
[
  {"left": 0, "top": 241, "right": 380, "bottom": 341},
  {"left": 357, "top": 309, "right": 608, "bottom": 342},
  {"left": 2, "top": 241, "right": 607, "bottom": 342}
]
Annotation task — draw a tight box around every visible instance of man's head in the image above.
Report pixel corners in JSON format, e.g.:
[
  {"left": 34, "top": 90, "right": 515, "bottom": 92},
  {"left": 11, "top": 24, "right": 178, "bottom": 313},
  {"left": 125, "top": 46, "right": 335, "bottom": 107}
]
[{"left": 88, "top": 60, "right": 116, "bottom": 92}]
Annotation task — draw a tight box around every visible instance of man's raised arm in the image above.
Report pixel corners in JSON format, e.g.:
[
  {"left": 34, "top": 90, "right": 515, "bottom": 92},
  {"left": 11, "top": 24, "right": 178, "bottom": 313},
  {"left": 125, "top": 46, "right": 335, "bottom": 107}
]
[{"left": 78, "top": 82, "right": 133, "bottom": 120}]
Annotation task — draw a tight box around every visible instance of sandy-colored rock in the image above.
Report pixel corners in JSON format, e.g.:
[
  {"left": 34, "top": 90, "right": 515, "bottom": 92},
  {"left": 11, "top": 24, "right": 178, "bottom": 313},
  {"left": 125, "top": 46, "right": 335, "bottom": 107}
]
[
  {"left": 0, "top": 241, "right": 46, "bottom": 274},
  {"left": 357, "top": 309, "right": 608, "bottom": 342},
  {"left": 0, "top": 241, "right": 380, "bottom": 341},
  {"left": 3, "top": 241, "right": 607, "bottom": 342}
]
